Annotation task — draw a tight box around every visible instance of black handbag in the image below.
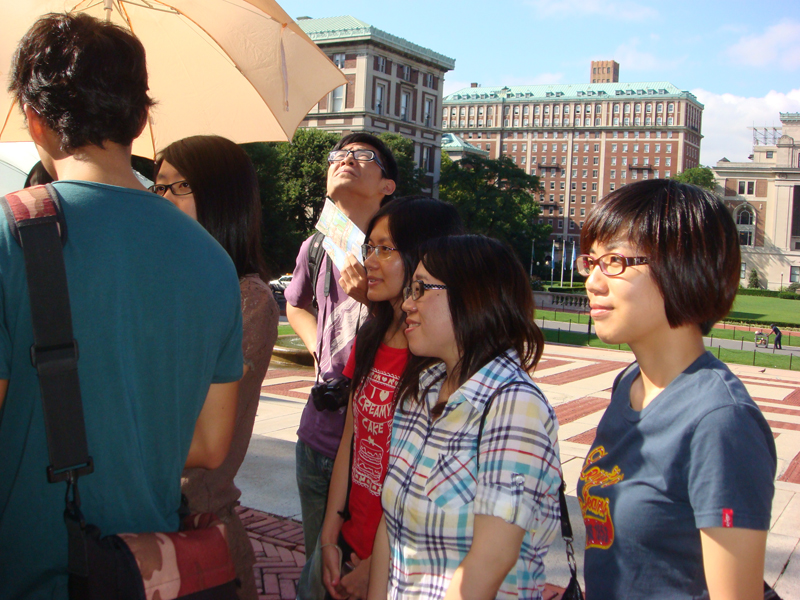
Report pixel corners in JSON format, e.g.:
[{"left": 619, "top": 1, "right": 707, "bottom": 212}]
[{"left": 2, "top": 184, "right": 237, "bottom": 600}]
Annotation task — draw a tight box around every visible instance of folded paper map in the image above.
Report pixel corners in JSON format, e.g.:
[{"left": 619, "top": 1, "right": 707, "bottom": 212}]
[{"left": 315, "top": 198, "right": 365, "bottom": 270}]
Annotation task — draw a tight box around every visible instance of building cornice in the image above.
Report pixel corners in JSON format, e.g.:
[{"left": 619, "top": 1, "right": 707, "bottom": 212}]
[{"left": 297, "top": 17, "right": 455, "bottom": 71}]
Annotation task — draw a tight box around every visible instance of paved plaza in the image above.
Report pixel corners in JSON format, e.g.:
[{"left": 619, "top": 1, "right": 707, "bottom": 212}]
[{"left": 236, "top": 342, "right": 800, "bottom": 599}]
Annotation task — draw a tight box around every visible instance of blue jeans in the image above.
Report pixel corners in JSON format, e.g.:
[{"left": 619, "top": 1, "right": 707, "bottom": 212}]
[{"left": 296, "top": 439, "right": 335, "bottom": 600}]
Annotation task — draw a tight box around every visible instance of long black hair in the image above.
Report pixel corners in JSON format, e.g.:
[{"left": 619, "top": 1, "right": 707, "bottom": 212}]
[
  {"left": 350, "top": 196, "right": 463, "bottom": 397},
  {"left": 395, "top": 234, "right": 545, "bottom": 407},
  {"left": 155, "top": 135, "right": 267, "bottom": 280}
]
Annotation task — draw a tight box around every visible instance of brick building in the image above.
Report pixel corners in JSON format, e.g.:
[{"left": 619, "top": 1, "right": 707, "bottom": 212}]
[
  {"left": 713, "top": 113, "right": 800, "bottom": 290},
  {"left": 591, "top": 60, "right": 619, "bottom": 83},
  {"left": 442, "top": 78, "right": 703, "bottom": 245},
  {"left": 296, "top": 16, "right": 454, "bottom": 190}
]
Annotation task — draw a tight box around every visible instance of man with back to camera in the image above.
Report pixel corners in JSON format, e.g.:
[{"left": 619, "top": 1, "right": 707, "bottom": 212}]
[
  {"left": 0, "top": 13, "right": 242, "bottom": 599},
  {"left": 284, "top": 132, "right": 398, "bottom": 598}
]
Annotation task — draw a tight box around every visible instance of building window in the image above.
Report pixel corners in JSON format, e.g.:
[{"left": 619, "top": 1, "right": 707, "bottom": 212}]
[
  {"left": 741, "top": 262, "right": 747, "bottom": 279},
  {"left": 377, "top": 56, "right": 386, "bottom": 73},
  {"left": 402, "top": 65, "right": 411, "bottom": 80},
  {"left": 425, "top": 73, "right": 433, "bottom": 87},
  {"left": 400, "top": 91, "right": 411, "bottom": 121},
  {"left": 424, "top": 98, "right": 434, "bottom": 127},
  {"left": 421, "top": 146, "right": 432, "bottom": 173},
  {"left": 333, "top": 53, "right": 346, "bottom": 68},
  {"left": 766, "top": 151, "right": 774, "bottom": 159},
  {"left": 791, "top": 266, "right": 800, "bottom": 283},
  {"left": 331, "top": 85, "right": 345, "bottom": 112},
  {"left": 375, "top": 83, "right": 386, "bottom": 115},
  {"left": 738, "top": 181, "right": 755, "bottom": 195}
]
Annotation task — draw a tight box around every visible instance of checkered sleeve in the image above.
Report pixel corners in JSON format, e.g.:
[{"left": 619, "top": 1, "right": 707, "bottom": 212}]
[{"left": 473, "top": 382, "right": 562, "bottom": 532}]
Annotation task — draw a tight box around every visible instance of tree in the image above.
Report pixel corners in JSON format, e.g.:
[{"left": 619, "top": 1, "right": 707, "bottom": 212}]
[
  {"left": 748, "top": 268, "right": 760, "bottom": 289},
  {"left": 438, "top": 152, "right": 550, "bottom": 264},
  {"left": 671, "top": 166, "right": 716, "bottom": 191},
  {"left": 377, "top": 132, "right": 426, "bottom": 197},
  {"left": 243, "top": 128, "right": 340, "bottom": 275}
]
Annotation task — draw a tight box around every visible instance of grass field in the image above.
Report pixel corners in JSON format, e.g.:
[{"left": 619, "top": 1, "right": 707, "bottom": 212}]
[{"left": 728, "top": 295, "right": 800, "bottom": 326}]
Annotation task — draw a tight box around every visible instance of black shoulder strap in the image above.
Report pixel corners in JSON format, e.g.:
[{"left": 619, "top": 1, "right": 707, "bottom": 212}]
[
  {"left": 2, "top": 184, "right": 92, "bottom": 483},
  {"left": 308, "top": 231, "right": 332, "bottom": 310},
  {"left": 3, "top": 185, "right": 94, "bottom": 590}
]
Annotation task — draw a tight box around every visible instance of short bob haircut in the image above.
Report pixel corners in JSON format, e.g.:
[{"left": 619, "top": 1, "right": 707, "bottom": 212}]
[
  {"left": 396, "top": 234, "right": 544, "bottom": 405},
  {"left": 580, "top": 179, "right": 740, "bottom": 335},
  {"left": 332, "top": 132, "right": 399, "bottom": 192},
  {"left": 155, "top": 135, "right": 266, "bottom": 280},
  {"left": 9, "top": 13, "right": 154, "bottom": 152},
  {"left": 350, "top": 196, "right": 463, "bottom": 398}
]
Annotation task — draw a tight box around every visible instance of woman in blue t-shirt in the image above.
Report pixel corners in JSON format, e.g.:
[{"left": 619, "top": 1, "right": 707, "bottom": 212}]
[{"left": 575, "top": 179, "right": 777, "bottom": 599}]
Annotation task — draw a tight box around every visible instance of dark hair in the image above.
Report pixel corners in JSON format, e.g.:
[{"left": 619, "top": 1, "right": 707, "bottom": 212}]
[
  {"left": 24, "top": 161, "right": 54, "bottom": 187},
  {"left": 9, "top": 13, "right": 154, "bottom": 152},
  {"left": 155, "top": 135, "right": 266, "bottom": 280},
  {"left": 350, "top": 196, "right": 463, "bottom": 397},
  {"left": 332, "top": 132, "right": 399, "bottom": 192},
  {"left": 396, "top": 234, "right": 544, "bottom": 406},
  {"left": 580, "top": 179, "right": 740, "bottom": 335}
]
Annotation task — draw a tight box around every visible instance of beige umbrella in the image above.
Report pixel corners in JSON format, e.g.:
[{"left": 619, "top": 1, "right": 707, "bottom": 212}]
[{"left": 0, "top": 0, "right": 345, "bottom": 157}]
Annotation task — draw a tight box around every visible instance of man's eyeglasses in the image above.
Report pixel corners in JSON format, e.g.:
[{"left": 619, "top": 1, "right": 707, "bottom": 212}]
[
  {"left": 149, "top": 181, "right": 192, "bottom": 197},
  {"left": 328, "top": 149, "right": 387, "bottom": 176},
  {"left": 361, "top": 244, "right": 398, "bottom": 261},
  {"left": 403, "top": 280, "right": 448, "bottom": 301},
  {"left": 575, "top": 253, "right": 649, "bottom": 278}
]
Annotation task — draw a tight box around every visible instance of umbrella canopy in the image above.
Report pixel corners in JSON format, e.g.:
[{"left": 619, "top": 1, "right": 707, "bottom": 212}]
[{"left": 0, "top": 0, "right": 345, "bottom": 157}]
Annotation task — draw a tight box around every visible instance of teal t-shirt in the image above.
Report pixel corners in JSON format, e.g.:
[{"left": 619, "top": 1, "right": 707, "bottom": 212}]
[{"left": 0, "top": 181, "right": 243, "bottom": 599}]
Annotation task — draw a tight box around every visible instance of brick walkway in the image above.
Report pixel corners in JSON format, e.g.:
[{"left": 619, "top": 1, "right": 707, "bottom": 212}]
[{"left": 238, "top": 504, "right": 567, "bottom": 600}]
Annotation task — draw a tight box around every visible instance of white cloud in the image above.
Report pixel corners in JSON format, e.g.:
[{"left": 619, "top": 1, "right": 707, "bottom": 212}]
[
  {"left": 526, "top": 0, "right": 657, "bottom": 20},
  {"left": 726, "top": 20, "right": 800, "bottom": 70},
  {"left": 692, "top": 88, "right": 800, "bottom": 165}
]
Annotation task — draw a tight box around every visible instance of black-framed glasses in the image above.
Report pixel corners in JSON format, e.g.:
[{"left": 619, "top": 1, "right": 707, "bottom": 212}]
[
  {"left": 575, "top": 253, "right": 649, "bottom": 277},
  {"left": 403, "top": 280, "right": 448, "bottom": 301},
  {"left": 361, "top": 244, "right": 398, "bottom": 261},
  {"left": 328, "top": 149, "right": 387, "bottom": 175},
  {"left": 149, "top": 181, "right": 193, "bottom": 197}
]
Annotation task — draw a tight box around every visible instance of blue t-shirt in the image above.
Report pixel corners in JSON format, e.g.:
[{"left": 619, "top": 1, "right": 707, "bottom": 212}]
[
  {"left": 577, "top": 352, "right": 776, "bottom": 599},
  {"left": 0, "top": 181, "right": 243, "bottom": 599}
]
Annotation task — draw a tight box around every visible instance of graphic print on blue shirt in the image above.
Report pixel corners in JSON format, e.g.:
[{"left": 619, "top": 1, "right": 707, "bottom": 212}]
[{"left": 578, "top": 446, "right": 624, "bottom": 550}]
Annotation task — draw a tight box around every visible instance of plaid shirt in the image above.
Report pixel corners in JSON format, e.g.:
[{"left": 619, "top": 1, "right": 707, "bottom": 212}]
[{"left": 381, "top": 351, "right": 561, "bottom": 600}]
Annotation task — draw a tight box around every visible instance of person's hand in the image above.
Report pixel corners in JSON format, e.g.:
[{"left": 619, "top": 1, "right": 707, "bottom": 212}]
[
  {"left": 339, "top": 553, "right": 371, "bottom": 600},
  {"left": 339, "top": 253, "right": 369, "bottom": 305},
  {"left": 322, "top": 544, "right": 349, "bottom": 600}
]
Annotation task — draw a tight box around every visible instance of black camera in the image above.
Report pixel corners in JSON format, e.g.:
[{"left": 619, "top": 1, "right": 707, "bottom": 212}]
[{"left": 310, "top": 376, "right": 351, "bottom": 412}]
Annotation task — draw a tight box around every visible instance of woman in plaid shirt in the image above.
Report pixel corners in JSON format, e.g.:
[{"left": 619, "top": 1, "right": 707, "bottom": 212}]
[{"left": 369, "top": 235, "right": 562, "bottom": 600}]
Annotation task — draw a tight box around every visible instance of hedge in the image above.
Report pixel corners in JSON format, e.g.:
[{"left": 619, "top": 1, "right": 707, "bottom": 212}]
[{"left": 547, "top": 286, "right": 587, "bottom": 295}]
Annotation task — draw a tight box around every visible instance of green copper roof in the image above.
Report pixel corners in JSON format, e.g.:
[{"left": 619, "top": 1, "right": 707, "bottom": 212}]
[
  {"left": 445, "top": 82, "right": 702, "bottom": 107},
  {"left": 296, "top": 16, "right": 455, "bottom": 70},
  {"left": 441, "top": 133, "right": 489, "bottom": 156},
  {"left": 781, "top": 112, "right": 800, "bottom": 122}
]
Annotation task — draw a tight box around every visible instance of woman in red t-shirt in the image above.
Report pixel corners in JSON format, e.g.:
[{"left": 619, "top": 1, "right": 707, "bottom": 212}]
[{"left": 318, "top": 196, "right": 463, "bottom": 600}]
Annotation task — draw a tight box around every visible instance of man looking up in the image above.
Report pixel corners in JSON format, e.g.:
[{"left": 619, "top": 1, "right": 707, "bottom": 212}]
[
  {"left": 0, "top": 14, "right": 242, "bottom": 599},
  {"left": 284, "top": 133, "right": 397, "bottom": 598}
]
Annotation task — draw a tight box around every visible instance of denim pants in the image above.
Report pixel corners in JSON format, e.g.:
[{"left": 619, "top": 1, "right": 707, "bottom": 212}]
[{"left": 296, "top": 439, "right": 335, "bottom": 600}]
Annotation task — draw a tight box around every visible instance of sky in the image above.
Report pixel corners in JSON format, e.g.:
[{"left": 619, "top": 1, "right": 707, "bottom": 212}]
[{"left": 280, "top": 0, "right": 800, "bottom": 167}]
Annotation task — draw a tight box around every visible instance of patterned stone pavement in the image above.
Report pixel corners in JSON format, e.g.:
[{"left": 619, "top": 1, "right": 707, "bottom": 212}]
[{"left": 238, "top": 342, "right": 800, "bottom": 598}]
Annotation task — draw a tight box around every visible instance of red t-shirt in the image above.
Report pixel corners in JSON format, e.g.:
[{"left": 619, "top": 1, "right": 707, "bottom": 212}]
[{"left": 341, "top": 342, "right": 409, "bottom": 559}]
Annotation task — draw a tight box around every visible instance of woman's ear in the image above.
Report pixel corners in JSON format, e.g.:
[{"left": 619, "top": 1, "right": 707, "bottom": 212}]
[{"left": 23, "top": 104, "right": 47, "bottom": 145}]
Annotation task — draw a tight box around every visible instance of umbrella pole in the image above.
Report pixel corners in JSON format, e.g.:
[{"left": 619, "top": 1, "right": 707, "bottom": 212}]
[{"left": 104, "top": 0, "right": 113, "bottom": 22}]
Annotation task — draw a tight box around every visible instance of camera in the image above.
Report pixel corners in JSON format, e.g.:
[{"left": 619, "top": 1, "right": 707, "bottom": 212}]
[{"left": 310, "top": 376, "right": 351, "bottom": 412}]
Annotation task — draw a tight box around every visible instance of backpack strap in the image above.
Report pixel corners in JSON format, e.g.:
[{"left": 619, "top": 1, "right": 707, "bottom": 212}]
[
  {"left": 307, "top": 231, "right": 332, "bottom": 311},
  {"left": 1, "top": 184, "right": 92, "bottom": 483}
]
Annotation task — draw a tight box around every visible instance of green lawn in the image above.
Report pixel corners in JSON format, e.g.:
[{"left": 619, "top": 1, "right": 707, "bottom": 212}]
[
  {"left": 728, "top": 295, "right": 800, "bottom": 326},
  {"left": 278, "top": 324, "right": 294, "bottom": 336}
]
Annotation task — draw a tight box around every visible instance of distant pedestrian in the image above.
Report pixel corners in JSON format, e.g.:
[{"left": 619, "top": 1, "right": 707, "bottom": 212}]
[
  {"left": 771, "top": 323, "right": 782, "bottom": 349},
  {"left": 576, "top": 179, "right": 776, "bottom": 599}
]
